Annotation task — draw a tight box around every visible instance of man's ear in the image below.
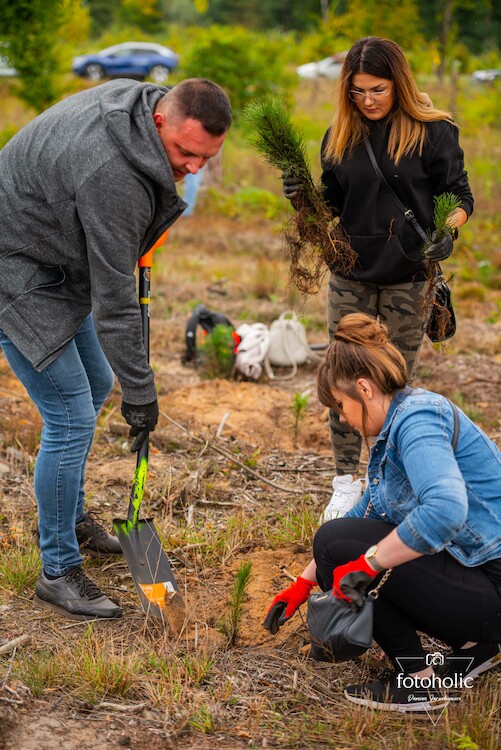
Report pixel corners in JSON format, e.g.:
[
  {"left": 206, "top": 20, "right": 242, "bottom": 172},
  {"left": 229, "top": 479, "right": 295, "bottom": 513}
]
[{"left": 153, "top": 112, "right": 165, "bottom": 134}]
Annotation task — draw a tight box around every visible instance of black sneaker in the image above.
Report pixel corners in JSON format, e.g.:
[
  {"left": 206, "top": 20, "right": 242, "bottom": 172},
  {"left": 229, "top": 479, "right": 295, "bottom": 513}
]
[
  {"left": 440, "top": 643, "right": 501, "bottom": 681},
  {"left": 344, "top": 670, "right": 449, "bottom": 713},
  {"left": 35, "top": 510, "right": 122, "bottom": 556},
  {"left": 34, "top": 568, "right": 122, "bottom": 621},
  {"left": 75, "top": 510, "right": 122, "bottom": 556}
]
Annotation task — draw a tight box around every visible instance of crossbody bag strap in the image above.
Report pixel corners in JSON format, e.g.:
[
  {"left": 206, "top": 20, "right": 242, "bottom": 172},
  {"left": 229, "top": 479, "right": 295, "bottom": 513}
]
[
  {"left": 364, "top": 139, "right": 429, "bottom": 245},
  {"left": 449, "top": 400, "right": 460, "bottom": 452}
]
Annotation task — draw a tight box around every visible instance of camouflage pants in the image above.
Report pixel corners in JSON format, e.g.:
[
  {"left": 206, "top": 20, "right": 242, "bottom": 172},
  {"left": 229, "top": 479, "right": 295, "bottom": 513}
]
[{"left": 327, "top": 273, "right": 428, "bottom": 476}]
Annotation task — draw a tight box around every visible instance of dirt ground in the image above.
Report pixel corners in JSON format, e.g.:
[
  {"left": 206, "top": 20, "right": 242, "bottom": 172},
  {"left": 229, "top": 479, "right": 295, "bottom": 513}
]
[{"left": 1, "top": 217, "right": 500, "bottom": 749}]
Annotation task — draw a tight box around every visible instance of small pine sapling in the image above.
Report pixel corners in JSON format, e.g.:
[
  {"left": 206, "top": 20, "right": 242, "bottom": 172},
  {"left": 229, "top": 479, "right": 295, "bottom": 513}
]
[
  {"left": 219, "top": 561, "right": 252, "bottom": 647},
  {"left": 290, "top": 390, "right": 310, "bottom": 447}
]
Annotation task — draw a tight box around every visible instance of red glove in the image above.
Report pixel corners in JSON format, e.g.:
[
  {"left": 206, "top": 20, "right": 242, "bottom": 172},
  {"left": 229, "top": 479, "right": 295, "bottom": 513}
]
[
  {"left": 332, "top": 554, "right": 378, "bottom": 609},
  {"left": 263, "top": 576, "right": 316, "bottom": 635}
]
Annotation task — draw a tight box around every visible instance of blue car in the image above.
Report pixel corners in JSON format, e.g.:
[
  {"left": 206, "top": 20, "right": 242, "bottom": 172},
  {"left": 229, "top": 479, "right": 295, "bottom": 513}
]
[{"left": 72, "top": 41, "right": 179, "bottom": 84}]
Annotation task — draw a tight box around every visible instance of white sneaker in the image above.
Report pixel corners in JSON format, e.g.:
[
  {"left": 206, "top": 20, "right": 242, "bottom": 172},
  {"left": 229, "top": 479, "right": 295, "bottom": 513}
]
[{"left": 320, "top": 475, "right": 363, "bottom": 523}]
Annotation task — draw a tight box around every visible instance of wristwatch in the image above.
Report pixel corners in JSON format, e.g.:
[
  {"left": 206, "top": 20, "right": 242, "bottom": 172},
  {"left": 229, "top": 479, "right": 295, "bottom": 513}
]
[{"left": 365, "top": 544, "right": 385, "bottom": 573}]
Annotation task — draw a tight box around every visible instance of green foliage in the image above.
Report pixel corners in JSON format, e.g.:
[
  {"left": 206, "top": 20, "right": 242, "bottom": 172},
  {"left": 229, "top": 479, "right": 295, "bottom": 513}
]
[
  {"left": 118, "top": 0, "right": 162, "bottom": 33},
  {"left": 431, "top": 192, "right": 462, "bottom": 241},
  {"left": 1, "top": 0, "right": 90, "bottom": 112},
  {"left": 0, "top": 126, "right": 19, "bottom": 149},
  {"left": 86, "top": 0, "right": 120, "bottom": 36},
  {"left": 200, "top": 323, "right": 235, "bottom": 380},
  {"left": 192, "top": 0, "right": 322, "bottom": 31},
  {"left": 322, "top": 0, "right": 425, "bottom": 52},
  {"left": 178, "top": 25, "right": 296, "bottom": 116},
  {"left": 457, "top": 84, "right": 501, "bottom": 132},
  {"left": 218, "top": 560, "right": 252, "bottom": 647},
  {"left": 202, "top": 186, "right": 285, "bottom": 221},
  {"left": 451, "top": 729, "right": 480, "bottom": 749}
]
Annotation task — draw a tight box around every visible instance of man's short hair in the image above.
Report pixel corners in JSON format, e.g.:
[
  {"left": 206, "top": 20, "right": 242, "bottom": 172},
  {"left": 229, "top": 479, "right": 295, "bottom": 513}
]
[{"left": 158, "top": 79, "right": 232, "bottom": 136}]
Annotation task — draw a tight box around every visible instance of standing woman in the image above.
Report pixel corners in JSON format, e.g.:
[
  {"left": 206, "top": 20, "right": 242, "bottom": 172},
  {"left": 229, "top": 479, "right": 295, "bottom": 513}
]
[{"left": 284, "top": 37, "right": 474, "bottom": 519}]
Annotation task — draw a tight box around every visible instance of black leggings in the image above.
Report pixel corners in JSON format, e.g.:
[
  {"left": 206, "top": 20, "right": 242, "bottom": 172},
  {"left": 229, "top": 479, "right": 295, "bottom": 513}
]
[{"left": 313, "top": 518, "right": 501, "bottom": 673}]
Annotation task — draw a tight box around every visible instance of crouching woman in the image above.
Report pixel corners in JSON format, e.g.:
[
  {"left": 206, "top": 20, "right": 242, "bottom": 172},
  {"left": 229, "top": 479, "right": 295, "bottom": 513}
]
[{"left": 264, "top": 313, "right": 501, "bottom": 712}]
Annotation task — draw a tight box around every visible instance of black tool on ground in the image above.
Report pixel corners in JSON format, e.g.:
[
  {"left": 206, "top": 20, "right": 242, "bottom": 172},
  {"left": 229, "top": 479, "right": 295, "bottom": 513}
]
[
  {"left": 113, "top": 247, "right": 185, "bottom": 627},
  {"left": 182, "top": 303, "right": 235, "bottom": 363}
]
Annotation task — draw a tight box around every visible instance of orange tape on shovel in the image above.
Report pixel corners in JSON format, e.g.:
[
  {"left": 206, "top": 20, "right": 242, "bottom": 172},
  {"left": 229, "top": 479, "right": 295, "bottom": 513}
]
[{"left": 138, "top": 229, "right": 169, "bottom": 268}]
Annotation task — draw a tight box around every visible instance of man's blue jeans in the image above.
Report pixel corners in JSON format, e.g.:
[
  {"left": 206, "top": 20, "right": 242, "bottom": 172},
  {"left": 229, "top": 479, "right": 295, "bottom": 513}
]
[{"left": 0, "top": 315, "right": 114, "bottom": 576}]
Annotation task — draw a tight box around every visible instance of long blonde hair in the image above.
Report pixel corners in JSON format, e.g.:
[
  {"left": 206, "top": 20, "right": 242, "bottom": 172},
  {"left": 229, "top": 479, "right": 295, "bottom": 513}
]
[{"left": 324, "top": 37, "right": 454, "bottom": 166}]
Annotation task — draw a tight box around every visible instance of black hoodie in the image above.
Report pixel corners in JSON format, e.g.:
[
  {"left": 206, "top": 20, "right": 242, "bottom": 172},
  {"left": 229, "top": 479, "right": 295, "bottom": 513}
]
[{"left": 321, "top": 118, "right": 474, "bottom": 284}]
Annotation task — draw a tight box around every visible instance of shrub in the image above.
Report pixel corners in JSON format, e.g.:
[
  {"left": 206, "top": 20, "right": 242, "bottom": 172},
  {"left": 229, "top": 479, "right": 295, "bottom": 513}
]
[
  {"left": 199, "top": 323, "right": 235, "bottom": 379},
  {"left": 178, "top": 25, "right": 297, "bottom": 117}
]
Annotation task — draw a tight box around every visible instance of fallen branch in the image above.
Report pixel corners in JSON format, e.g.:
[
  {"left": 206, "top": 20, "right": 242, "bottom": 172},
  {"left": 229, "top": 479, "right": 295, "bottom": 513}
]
[
  {"left": 0, "top": 634, "right": 30, "bottom": 655},
  {"left": 160, "top": 410, "right": 303, "bottom": 494},
  {"left": 462, "top": 377, "right": 501, "bottom": 387},
  {"left": 97, "top": 701, "right": 147, "bottom": 713}
]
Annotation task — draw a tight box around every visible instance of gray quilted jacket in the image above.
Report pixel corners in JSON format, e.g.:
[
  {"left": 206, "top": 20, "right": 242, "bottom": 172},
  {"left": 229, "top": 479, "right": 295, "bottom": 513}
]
[{"left": 0, "top": 80, "right": 186, "bottom": 404}]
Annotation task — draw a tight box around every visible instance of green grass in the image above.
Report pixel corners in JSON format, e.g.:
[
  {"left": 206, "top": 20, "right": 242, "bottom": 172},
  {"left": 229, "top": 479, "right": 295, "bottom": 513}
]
[{"left": 0, "top": 534, "right": 41, "bottom": 598}]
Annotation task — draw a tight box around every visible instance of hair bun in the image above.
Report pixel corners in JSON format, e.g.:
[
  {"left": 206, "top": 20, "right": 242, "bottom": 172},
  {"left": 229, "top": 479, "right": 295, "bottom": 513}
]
[{"left": 334, "top": 313, "right": 390, "bottom": 347}]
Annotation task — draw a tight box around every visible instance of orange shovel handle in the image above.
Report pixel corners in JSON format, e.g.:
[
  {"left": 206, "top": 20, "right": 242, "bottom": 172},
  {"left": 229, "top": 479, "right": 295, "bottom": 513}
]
[{"left": 138, "top": 229, "right": 169, "bottom": 268}]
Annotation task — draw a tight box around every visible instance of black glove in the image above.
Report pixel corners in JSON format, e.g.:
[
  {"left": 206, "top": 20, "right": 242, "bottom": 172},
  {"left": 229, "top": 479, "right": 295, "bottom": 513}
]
[
  {"left": 262, "top": 601, "right": 287, "bottom": 635},
  {"left": 121, "top": 399, "right": 159, "bottom": 453},
  {"left": 424, "top": 229, "right": 456, "bottom": 262},
  {"left": 282, "top": 169, "right": 305, "bottom": 202}
]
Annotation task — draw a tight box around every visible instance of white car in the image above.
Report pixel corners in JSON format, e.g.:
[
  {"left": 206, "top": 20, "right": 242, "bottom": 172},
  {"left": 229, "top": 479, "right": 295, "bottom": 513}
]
[
  {"left": 471, "top": 69, "right": 501, "bottom": 83},
  {"left": 297, "top": 53, "right": 346, "bottom": 81}
]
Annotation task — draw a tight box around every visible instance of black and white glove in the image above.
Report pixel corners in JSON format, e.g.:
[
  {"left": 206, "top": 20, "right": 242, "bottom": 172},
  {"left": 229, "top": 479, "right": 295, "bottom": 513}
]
[
  {"left": 121, "top": 399, "right": 159, "bottom": 453},
  {"left": 424, "top": 228, "right": 457, "bottom": 262}
]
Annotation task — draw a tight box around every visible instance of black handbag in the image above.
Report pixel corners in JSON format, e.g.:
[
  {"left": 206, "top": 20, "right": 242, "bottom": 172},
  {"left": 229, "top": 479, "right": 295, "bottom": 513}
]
[
  {"left": 307, "top": 590, "right": 375, "bottom": 662},
  {"left": 364, "top": 140, "right": 456, "bottom": 343}
]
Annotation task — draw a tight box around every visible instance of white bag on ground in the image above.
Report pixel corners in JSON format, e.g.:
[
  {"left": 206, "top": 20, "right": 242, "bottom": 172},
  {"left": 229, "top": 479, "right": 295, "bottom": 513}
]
[
  {"left": 264, "top": 311, "right": 322, "bottom": 381},
  {"left": 234, "top": 323, "right": 271, "bottom": 380},
  {"left": 267, "top": 311, "right": 312, "bottom": 366}
]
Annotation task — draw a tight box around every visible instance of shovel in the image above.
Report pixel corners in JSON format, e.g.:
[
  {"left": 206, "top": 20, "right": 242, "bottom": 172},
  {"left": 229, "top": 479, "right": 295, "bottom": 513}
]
[{"left": 114, "top": 238, "right": 186, "bottom": 628}]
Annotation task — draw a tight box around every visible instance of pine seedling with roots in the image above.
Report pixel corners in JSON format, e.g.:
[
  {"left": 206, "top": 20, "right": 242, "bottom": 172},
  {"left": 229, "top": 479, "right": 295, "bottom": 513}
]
[
  {"left": 243, "top": 96, "right": 356, "bottom": 294},
  {"left": 425, "top": 192, "right": 462, "bottom": 341}
]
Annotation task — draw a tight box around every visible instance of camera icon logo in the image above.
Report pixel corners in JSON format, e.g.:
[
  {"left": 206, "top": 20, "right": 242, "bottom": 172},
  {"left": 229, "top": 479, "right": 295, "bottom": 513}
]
[{"left": 425, "top": 652, "right": 445, "bottom": 666}]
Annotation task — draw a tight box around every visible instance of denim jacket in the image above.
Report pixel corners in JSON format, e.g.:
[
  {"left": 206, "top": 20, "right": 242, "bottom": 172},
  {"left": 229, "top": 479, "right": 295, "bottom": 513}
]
[{"left": 346, "top": 387, "right": 501, "bottom": 566}]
